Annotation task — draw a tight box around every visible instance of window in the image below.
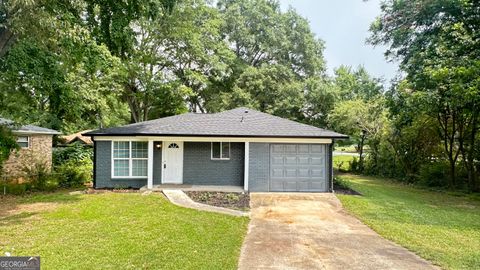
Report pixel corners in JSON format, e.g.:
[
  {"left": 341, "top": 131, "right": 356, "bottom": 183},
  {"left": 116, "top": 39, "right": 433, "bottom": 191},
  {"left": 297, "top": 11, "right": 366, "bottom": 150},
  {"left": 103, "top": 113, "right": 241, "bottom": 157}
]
[
  {"left": 211, "top": 142, "right": 230, "bottom": 160},
  {"left": 17, "top": 136, "right": 29, "bottom": 148},
  {"left": 168, "top": 143, "right": 179, "bottom": 148},
  {"left": 112, "top": 141, "right": 149, "bottom": 178}
]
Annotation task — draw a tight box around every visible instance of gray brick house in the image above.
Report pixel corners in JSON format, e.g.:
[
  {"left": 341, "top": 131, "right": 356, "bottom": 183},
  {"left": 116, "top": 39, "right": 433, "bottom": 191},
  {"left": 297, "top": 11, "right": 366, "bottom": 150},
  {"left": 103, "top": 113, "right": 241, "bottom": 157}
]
[{"left": 84, "top": 108, "right": 347, "bottom": 192}]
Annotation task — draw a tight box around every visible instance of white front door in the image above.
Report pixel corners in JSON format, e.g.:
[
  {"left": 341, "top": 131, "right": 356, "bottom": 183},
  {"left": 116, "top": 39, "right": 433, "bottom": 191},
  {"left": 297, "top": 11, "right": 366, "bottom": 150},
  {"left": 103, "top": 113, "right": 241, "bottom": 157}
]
[{"left": 162, "top": 141, "right": 184, "bottom": 184}]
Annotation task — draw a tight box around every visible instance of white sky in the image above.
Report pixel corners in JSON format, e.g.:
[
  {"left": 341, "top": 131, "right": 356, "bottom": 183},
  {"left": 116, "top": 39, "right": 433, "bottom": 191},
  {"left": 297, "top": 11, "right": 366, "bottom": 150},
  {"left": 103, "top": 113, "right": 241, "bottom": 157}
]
[{"left": 278, "top": 0, "right": 399, "bottom": 83}]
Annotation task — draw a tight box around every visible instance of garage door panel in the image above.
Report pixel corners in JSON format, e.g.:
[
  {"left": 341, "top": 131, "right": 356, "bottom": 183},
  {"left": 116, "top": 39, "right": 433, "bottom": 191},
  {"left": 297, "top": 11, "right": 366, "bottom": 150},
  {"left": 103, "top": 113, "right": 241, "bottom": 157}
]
[
  {"left": 297, "top": 181, "right": 309, "bottom": 191},
  {"left": 272, "top": 145, "right": 285, "bottom": 153},
  {"left": 285, "top": 145, "right": 297, "bottom": 153},
  {"left": 298, "top": 156, "right": 309, "bottom": 165},
  {"left": 285, "top": 156, "right": 297, "bottom": 164},
  {"left": 284, "top": 182, "right": 297, "bottom": 191},
  {"left": 272, "top": 156, "right": 284, "bottom": 165},
  {"left": 311, "top": 157, "right": 323, "bottom": 165},
  {"left": 269, "top": 144, "right": 328, "bottom": 192},
  {"left": 298, "top": 145, "right": 309, "bottom": 153},
  {"left": 285, "top": 169, "right": 297, "bottom": 177},
  {"left": 298, "top": 168, "right": 309, "bottom": 177},
  {"left": 271, "top": 168, "right": 284, "bottom": 177},
  {"left": 310, "top": 182, "right": 325, "bottom": 190},
  {"left": 311, "top": 169, "right": 324, "bottom": 178},
  {"left": 310, "top": 145, "right": 323, "bottom": 153},
  {"left": 270, "top": 181, "right": 284, "bottom": 191}
]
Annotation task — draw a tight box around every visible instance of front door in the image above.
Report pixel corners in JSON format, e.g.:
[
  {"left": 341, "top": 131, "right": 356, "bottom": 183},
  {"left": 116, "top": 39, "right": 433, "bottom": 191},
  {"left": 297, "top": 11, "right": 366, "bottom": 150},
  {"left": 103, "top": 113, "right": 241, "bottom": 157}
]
[{"left": 162, "top": 141, "right": 184, "bottom": 184}]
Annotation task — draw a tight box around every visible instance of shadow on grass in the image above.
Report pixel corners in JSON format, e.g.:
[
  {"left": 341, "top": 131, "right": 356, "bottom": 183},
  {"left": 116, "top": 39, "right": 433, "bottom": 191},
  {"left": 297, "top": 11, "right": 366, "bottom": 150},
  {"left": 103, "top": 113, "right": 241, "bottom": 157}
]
[
  {"left": 0, "top": 190, "right": 84, "bottom": 226},
  {"left": 0, "top": 212, "right": 38, "bottom": 227}
]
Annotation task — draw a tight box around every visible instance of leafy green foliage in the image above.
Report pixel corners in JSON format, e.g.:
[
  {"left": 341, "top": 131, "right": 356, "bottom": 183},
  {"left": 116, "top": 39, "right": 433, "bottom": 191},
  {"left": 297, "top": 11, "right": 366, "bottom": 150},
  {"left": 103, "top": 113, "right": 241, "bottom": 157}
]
[
  {"left": 53, "top": 144, "right": 93, "bottom": 187},
  {"left": 53, "top": 144, "right": 93, "bottom": 167},
  {"left": 0, "top": 124, "right": 18, "bottom": 171},
  {"left": 333, "top": 65, "right": 384, "bottom": 101},
  {"left": 21, "top": 161, "right": 58, "bottom": 192},
  {"left": 368, "top": 0, "right": 480, "bottom": 191},
  {"left": 333, "top": 176, "right": 352, "bottom": 190},
  {"left": 56, "top": 158, "right": 92, "bottom": 188}
]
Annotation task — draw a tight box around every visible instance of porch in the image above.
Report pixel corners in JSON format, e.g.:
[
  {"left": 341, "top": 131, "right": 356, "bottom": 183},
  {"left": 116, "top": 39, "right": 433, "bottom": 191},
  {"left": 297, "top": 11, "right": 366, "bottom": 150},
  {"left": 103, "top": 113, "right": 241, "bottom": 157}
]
[{"left": 140, "top": 184, "right": 245, "bottom": 193}]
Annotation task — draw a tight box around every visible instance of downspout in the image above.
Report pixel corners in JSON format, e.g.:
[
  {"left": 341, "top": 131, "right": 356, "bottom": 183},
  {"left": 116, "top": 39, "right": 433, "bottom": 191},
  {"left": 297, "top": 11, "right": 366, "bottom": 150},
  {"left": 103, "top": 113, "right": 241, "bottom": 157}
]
[
  {"left": 330, "top": 141, "right": 334, "bottom": 192},
  {"left": 92, "top": 138, "right": 97, "bottom": 189}
]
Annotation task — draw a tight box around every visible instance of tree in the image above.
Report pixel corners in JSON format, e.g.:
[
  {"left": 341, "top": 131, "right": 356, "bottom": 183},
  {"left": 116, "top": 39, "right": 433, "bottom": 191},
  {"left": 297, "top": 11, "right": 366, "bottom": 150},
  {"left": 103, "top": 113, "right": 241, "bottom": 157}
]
[
  {"left": 0, "top": 124, "right": 18, "bottom": 173},
  {"left": 0, "top": 0, "right": 129, "bottom": 132},
  {"left": 333, "top": 65, "right": 384, "bottom": 101},
  {"left": 206, "top": 0, "right": 332, "bottom": 125},
  {"left": 328, "top": 98, "right": 387, "bottom": 171},
  {"left": 369, "top": 0, "right": 480, "bottom": 190},
  {"left": 383, "top": 81, "right": 442, "bottom": 180}
]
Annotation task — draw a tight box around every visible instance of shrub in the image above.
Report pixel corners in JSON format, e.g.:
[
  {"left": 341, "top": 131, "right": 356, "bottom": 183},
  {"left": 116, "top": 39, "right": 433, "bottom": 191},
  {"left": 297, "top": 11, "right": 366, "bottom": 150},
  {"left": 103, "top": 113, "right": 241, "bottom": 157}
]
[
  {"left": 418, "top": 162, "right": 450, "bottom": 187},
  {"left": 21, "top": 161, "right": 57, "bottom": 191},
  {"left": 225, "top": 193, "right": 240, "bottom": 203},
  {"left": 56, "top": 158, "right": 92, "bottom": 188},
  {"left": 3, "top": 183, "right": 28, "bottom": 195},
  {"left": 53, "top": 143, "right": 92, "bottom": 166},
  {"left": 349, "top": 157, "right": 360, "bottom": 172},
  {"left": 333, "top": 176, "right": 352, "bottom": 190}
]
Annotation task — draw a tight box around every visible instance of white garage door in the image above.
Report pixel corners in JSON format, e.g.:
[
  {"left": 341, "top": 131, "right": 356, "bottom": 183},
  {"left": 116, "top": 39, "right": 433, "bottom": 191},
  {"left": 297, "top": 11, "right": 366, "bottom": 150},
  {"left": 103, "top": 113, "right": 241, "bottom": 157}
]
[{"left": 270, "top": 144, "right": 328, "bottom": 192}]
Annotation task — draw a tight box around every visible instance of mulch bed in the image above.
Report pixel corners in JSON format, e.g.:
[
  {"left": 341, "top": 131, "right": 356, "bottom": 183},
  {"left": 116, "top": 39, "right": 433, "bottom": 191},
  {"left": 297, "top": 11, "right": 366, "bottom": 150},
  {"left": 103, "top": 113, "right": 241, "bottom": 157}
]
[
  {"left": 186, "top": 191, "right": 250, "bottom": 211},
  {"left": 334, "top": 185, "right": 362, "bottom": 195}
]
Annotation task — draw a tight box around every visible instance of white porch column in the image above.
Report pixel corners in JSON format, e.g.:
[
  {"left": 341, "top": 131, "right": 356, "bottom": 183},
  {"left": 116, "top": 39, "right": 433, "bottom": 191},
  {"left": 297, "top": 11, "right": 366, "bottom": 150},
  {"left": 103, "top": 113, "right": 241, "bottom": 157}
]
[
  {"left": 147, "top": 140, "right": 154, "bottom": 189},
  {"left": 244, "top": 142, "right": 249, "bottom": 191}
]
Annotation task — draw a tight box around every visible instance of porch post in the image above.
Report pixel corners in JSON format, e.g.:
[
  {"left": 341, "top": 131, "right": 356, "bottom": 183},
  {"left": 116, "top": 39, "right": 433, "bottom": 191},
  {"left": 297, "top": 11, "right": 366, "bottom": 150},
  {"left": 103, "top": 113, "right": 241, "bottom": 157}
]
[
  {"left": 244, "top": 142, "right": 249, "bottom": 191},
  {"left": 147, "top": 140, "right": 154, "bottom": 189}
]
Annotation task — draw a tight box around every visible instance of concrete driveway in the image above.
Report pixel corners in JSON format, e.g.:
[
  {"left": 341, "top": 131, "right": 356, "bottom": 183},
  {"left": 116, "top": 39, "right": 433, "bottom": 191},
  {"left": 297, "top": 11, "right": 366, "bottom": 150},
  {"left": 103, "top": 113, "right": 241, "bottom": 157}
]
[{"left": 238, "top": 193, "right": 437, "bottom": 270}]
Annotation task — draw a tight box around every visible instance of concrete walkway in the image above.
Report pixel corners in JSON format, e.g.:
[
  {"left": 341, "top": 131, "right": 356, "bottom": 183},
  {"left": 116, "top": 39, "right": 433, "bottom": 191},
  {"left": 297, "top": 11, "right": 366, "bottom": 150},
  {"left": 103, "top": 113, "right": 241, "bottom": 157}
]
[
  {"left": 162, "top": 189, "right": 248, "bottom": 217},
  {"left": 239, "top": 193, "right": 438, "bottom": 270}
]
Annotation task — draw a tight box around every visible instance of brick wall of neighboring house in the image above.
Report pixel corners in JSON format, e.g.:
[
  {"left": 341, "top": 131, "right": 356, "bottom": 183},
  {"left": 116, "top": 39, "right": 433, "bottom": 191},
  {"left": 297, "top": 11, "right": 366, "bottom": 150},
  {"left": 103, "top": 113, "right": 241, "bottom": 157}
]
[{"left": 2, "top": 134, "right": 54, "bottom": 177}]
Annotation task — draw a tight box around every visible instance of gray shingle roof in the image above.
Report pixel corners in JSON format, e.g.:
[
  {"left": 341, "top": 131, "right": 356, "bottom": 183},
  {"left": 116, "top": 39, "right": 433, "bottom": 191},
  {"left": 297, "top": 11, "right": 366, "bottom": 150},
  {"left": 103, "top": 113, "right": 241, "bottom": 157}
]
[
  {"left": 84, "top": 107, "right": 347, "bottom": 139},
  {"left": 0, "top": 118, "right": 61, "bottom": 135}
]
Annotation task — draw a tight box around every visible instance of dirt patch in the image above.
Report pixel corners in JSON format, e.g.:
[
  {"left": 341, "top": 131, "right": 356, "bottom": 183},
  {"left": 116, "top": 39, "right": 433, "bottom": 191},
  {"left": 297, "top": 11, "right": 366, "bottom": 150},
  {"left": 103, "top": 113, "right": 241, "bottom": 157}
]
[
  {"left": 186, "top": 191, "right": 250, "bottom": 211},
  {"left": 6, "top": 202, "right": 58, "bottom": 216},
  {"left": 0, "top": 201, "right": 59, "bottom": 220}
]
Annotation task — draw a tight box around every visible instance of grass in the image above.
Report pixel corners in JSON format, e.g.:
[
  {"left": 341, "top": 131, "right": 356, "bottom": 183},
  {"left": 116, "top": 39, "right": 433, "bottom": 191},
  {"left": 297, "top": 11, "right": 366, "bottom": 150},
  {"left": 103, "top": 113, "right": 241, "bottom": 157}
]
[
  {"left": 0, "top": 191, "right": 249, "bottom": 269},
  {"left": 336, "top": 144, "right": 357, "bottom": 153},
  {"left": 333, "top": 155, "right": 355, "bottom": 171},
  {"left": 336, "top": 174, "right": 480, "bottom": 270}
]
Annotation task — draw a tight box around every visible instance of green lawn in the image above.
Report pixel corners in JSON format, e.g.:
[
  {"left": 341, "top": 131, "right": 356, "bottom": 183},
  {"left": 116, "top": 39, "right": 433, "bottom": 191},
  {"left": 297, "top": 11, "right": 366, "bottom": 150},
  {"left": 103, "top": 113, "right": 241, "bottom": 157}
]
[
  {"left": 0, "top": 192, "right": 249, "bottom": 269},
  {"left": 336, "top": 174, "right": 480, "bottom": 270},
  {"left": 333, "top": 155, "right": 355, "bottom": 171}
]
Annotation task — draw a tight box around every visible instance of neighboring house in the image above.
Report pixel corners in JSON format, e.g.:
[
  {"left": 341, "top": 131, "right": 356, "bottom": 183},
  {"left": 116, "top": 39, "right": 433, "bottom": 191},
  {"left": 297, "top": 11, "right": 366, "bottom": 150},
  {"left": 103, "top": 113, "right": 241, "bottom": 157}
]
[
  {"left": 84, "top": 108, "right": 347, "bottom": 192},
  {"left": 0, "top": 118, "right": 61, "bottom": 176},
  {"left": 61, "top": 130, "right": 93, "bottom": 146}
]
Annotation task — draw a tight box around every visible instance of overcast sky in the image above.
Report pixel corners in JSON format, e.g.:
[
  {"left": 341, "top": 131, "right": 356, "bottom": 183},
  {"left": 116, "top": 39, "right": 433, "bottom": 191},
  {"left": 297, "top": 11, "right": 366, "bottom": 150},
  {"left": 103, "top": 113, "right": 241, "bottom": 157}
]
[{"left": 278, "top": 0, "right": 399, "bottom": 84}]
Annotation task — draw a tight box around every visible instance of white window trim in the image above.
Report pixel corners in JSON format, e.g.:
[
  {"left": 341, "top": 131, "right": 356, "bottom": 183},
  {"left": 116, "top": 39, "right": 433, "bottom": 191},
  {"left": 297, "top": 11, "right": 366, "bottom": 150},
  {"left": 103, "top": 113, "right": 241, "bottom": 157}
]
[
  {"left": 111, "top": 141, "right": 149, "bottom": 179},
  {"left": 17, "top": 136, "right": 30, "bottom": 148},
  {"left": 211, "top": 142, "right": 230, "bottom": 160}
]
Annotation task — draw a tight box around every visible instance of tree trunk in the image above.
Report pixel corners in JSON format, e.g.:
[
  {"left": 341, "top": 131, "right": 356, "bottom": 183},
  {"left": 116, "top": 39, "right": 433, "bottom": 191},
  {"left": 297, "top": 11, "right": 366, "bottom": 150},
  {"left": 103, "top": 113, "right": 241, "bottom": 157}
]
[
  {"left": 0, "top": 27, "right": 15, "bottom": 57},
  {"left": 358, "top": 134, "right": 366, "bottom": 172},
  {"left": 467, "top": 110, "right": 478, "bottom": 192}
]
